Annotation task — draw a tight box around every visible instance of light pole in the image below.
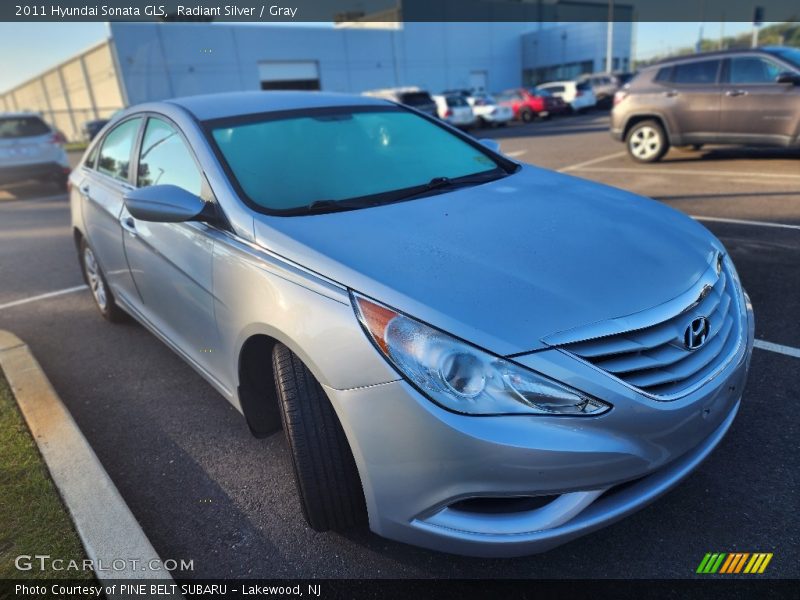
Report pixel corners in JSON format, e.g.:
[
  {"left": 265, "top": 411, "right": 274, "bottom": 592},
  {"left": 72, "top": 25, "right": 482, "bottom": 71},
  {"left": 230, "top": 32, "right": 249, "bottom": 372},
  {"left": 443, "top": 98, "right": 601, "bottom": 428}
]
[{"left": 605, "top": 0, "right": 614, "bottom": 73}]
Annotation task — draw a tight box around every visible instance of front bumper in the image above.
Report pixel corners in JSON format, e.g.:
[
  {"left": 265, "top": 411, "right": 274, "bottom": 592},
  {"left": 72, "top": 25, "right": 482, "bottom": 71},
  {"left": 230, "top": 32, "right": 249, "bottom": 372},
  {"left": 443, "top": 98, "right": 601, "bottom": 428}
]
[{"left": 325, "top": 300, "right": 754, "bottom": 557}]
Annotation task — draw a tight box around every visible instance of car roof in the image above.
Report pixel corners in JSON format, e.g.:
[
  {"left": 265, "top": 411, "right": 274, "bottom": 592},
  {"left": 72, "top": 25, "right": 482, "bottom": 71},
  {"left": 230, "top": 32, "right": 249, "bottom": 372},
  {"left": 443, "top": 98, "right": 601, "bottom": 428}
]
[
  {"left": 0, "top": 111, "right": 45, "bottom": 119},
  {"left": 163, "top": 91, "right": 391, "bottom": 121},
  {"left": 538, "top": 81, "right": 573, "bottom": 86},
  {"left": 650, "top": 47, "right": 784, "bottom": 67}
]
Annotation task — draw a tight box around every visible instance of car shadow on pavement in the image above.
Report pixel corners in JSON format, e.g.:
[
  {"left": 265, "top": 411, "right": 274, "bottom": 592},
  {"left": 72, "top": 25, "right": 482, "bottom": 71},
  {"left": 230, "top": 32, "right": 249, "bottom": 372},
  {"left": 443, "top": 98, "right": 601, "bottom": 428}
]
[{"left": 664, "top": 146, "right": 800, "bottom": 163}]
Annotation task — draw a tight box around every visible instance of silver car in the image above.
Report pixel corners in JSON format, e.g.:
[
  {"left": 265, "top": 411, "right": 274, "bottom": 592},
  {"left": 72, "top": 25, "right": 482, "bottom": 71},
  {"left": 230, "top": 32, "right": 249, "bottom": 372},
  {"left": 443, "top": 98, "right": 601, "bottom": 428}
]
[{"left": 70, "top": 91, "right": 754, "bottom": 557}]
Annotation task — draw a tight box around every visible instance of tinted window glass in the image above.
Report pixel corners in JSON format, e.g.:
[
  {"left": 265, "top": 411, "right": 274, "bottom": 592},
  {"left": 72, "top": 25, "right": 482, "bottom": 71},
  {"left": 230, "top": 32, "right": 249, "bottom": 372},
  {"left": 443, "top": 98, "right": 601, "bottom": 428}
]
[
  {"left": 84, "top": 142, "right": 99, "bottom": 169},
  {"left": 398, "top": 92, "right": 434, "bottom": 107},
  {"left": 446, "top": 96, "right": 468, "bottom": 107},
  {"left": 97, "top": 118, "right": 141, "bottom": 182},
  {"left": 576, "top": 81, "right": 591, "bottom": 91},
  {"left": 729, "top": 56, "right": 783, "bottom": 83},
  {"left": 654, "top": 67, "right": 673, "bottom": 82},
  {"left": 673, "top": 60, "right": 720, "bottom": 84},
  {"left": 211, "top": 108, "right": 500, "bottom": 212},
  {"left": 547, "top": 85, "right": 565, "bottom": 93},
  {"left": 137, "top": 118, "right": 202, "bottom": 196},
  {"left": 0, "top": 116, "right": 50, "bottom": 139}
]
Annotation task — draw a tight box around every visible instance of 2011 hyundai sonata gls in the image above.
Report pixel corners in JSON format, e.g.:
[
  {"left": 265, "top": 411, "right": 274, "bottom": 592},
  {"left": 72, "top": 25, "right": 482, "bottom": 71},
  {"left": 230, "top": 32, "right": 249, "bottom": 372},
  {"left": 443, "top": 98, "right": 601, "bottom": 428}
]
[{"left": 70, "top": 91, "right": 754, "bottom": 557}]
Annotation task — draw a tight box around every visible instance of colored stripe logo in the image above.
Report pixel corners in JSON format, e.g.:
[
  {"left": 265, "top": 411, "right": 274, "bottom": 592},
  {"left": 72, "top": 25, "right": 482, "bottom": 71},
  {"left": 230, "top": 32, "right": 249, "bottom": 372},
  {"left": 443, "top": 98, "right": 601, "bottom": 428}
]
[{"left": 697, "top": 552, "right": 773, "bottom": 574}]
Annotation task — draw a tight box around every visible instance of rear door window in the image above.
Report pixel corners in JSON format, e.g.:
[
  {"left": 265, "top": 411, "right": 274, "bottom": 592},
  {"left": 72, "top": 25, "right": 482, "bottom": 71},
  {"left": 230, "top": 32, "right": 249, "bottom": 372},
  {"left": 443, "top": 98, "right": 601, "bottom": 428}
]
[
  {"left": 0, "top": 116, "right": 51, "bottom": 139},
  {"left": 673, "top": 60, "right": 721, "bottom": 85},
  {"left": 97, "top": 118, "right": 142, "bottom": 182}
]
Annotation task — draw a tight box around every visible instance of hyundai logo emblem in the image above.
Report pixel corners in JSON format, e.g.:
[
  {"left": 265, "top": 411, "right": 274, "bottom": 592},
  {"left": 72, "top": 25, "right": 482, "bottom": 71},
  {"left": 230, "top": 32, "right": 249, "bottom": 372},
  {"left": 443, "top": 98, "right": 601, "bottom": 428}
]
[{"left": 685, "top": 317, "right": 710, "bottom": 350}]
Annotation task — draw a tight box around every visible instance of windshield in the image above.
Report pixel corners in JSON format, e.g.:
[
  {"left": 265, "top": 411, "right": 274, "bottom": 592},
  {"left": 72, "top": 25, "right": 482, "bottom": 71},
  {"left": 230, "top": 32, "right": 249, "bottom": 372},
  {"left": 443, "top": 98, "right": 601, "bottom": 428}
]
[
  {"left": 765, "top": 47, "right": 800, "bottom": 70},
  {"left": 209, "top": 107, "right": 505, "bottom": 214},
  {"left": 0, "top": 116, "right": 50, "bottom": 139}
]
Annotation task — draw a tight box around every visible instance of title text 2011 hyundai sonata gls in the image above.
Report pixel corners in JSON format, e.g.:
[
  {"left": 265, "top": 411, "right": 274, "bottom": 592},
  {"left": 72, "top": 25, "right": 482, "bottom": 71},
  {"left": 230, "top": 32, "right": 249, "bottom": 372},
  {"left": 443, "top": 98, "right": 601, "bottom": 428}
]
[{"left": 70, "top": 91, "right": 754, "bottom": 557}]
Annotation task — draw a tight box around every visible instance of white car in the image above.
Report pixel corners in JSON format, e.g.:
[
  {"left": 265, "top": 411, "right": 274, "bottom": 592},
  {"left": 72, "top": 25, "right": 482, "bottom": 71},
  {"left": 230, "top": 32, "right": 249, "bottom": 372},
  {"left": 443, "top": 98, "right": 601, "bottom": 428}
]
[
  {"left": 537, "top": 81, "right": 597, "bottom": 113},
  {"left": 432, "top": 94, "right": 476, "bottom": 128},
  {"left": 0, "top": 112, "right": 70, "bottom": 191},
  {"left": 466, "top": 93, "right": 513, "bottom": 127}
]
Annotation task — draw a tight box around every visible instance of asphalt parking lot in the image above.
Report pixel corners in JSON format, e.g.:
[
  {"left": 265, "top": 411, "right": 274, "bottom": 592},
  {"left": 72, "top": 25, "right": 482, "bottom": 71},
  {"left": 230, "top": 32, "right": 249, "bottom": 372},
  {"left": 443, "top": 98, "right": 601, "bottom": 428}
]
[{"left": 0, "top": 112, "right": 797, "bottom": 579}]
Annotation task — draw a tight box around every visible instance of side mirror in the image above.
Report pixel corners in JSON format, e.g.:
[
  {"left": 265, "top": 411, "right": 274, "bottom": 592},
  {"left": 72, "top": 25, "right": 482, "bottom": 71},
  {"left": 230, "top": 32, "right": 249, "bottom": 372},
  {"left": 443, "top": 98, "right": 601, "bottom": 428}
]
[
  {"left": 123, "top": 185, "right": 207, "bottom": 223},
  {"left": 478, "top": 138, "right": 501, "bottom": 153},
  {"left": 776, "top": 71, "right": 800, "bottom": 85}
]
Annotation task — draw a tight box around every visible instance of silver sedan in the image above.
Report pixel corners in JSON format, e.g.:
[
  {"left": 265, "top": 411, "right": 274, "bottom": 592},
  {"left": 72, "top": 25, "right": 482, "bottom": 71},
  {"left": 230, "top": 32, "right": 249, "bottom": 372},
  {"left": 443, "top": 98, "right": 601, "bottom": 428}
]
[{"left": 70, "top": 91, "right": 754, "bottom": 557}]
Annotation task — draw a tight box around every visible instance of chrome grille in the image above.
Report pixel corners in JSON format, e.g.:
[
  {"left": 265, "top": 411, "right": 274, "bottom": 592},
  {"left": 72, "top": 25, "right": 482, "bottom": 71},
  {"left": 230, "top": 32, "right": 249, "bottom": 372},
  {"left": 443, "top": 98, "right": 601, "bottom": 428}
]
[{"left": 561, "top": 259, "right": 742, "bottom": 398}]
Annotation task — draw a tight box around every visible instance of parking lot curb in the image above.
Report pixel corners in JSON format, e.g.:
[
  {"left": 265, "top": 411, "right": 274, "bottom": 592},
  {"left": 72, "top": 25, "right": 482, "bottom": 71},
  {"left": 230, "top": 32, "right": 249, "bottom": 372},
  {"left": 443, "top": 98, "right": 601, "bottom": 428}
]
[{"left": 0, "top": 330, "right": 175, "bottom": 588}]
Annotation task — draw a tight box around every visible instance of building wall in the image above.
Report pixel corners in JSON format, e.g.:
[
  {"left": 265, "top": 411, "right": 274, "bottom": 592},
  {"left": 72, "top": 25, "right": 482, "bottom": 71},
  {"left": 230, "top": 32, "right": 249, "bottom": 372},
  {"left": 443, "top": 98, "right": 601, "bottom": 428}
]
[
  {"left": 110, "top": 22, "right": 534, "bottom": 105},
  {"left": 0, "top": 41, "right": 125, "bottom": 140},
  {"left": 522, "top": 22, "right": 633, "bottom": 84}
]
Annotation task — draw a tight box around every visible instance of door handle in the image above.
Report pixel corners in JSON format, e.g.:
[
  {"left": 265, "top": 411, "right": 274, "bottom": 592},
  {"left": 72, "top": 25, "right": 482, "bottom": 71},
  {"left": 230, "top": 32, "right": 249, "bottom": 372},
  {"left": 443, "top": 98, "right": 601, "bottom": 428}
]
[
  {"left": 664, "top": 90, "right": 679, "bottom": 97},
  {"left": 79, "top": 184, "right": 90, "bottom": 196},
  {"left": 725, "top": 89, "right": 748, "bottom": 97},
  {"left": 120, "top": 216, "right": 137, "bottom": 236}
]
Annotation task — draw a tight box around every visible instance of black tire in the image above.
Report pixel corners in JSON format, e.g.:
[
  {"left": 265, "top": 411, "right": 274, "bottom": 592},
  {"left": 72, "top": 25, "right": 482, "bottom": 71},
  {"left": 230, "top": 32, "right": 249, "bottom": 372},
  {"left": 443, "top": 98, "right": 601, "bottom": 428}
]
[
  {"left": 519, "top": 108, "right": 534, "bottom": 123},
  {"left": 692, "top": 144, "right": 704, "bottom": 151},
  {"left": 272, "top": 343, "right": 366, "bottom": 532},
  {"left": 625, "top": 119, "right": 670, "bottom": 163},
  {"left": 79, "top": 239, "right": 128, "bottom": 323},
  {"left": 53, "top": 172, "right": 69, "bottom": 193}
]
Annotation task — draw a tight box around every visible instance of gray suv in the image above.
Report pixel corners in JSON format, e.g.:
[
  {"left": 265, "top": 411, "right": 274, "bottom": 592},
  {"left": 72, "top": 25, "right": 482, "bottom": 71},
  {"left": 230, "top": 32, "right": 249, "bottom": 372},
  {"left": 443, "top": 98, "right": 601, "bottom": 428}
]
[{"left": 611, "top": 47, "right": 800, "bottom": 162}]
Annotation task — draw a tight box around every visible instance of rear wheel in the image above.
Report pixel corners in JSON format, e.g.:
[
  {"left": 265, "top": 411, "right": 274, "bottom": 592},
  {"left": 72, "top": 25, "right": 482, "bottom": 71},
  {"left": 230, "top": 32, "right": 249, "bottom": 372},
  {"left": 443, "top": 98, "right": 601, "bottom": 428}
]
[
  {"left": 272, "top": 343, "right": 366, "bottom": 531},
  {"left": 80, "top": 239, "right": 127, "bottom": 322},
  {"left": 519, "top": 108, "right": 534, "bottom": 123},
  {"left": 626, "top": 120, "right": 669, "bottom": 163}
]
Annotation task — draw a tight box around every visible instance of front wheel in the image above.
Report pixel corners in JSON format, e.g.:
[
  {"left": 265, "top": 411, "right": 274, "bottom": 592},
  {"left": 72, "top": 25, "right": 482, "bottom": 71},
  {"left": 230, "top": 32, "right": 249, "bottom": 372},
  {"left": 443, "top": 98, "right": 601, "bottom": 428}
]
[
  {"left": 519, "top": 108, "right": 534, "bottom": 123},
  {"left": 626, "top": 120, "right": 669, "bottom": 163},
  {"left": 80, "top": 239, "right": 127, "bottom": 322},
  {"left": 272, "top": 343, "right": 366, "bottom": 531}
]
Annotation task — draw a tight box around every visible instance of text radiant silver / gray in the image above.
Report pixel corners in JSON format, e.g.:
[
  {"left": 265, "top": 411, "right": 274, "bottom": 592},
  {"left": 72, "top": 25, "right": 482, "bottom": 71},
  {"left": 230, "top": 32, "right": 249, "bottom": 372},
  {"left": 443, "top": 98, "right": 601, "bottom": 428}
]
[{"left": 70, "top": 91, "right": 754, "bottom": 557}]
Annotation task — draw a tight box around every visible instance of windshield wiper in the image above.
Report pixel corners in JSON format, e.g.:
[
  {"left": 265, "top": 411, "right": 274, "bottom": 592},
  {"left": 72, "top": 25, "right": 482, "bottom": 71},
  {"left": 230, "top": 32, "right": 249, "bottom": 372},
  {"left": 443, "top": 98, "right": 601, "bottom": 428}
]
[
  {"left": 282, "top": 169, "right": 509, "bottom": 216},
  {"left": 384, "top": 170, "right": 508, "bottom": 203}
]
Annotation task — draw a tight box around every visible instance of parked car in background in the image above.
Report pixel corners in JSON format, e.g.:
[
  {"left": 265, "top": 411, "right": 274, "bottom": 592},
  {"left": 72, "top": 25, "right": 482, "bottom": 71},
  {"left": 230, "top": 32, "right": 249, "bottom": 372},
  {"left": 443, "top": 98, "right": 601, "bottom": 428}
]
[
  {"left": 578, "top": 73, "right": 620, "bottom": 108},
  {"left": 529, "top": 88, "right": 570, "bottom": 116},
  {"left": 0, "top": 112, "right": 70, "bottom": 191},
  {"left": 71, "top": 90, "right": 754, "bottom": 557},
  {"left": 362, "top": 87, "right": 438, "bottom": 118},
  {"left": 82, "top": 118, "right": 109, "bottom": 141},
  {"left": 443, "top": 90, "right": 514, "bottom": 127},
  {"left": 614, "top": 72, "right": 637, "bottom": 87},
  {"left": 495, "top": 88, "right": 549, "bottom": 122},
  {"left": 611, "top": 47, "right": 800, "bottom": 162},
  {"left": 432, "top": 94, "right": 476, "bottom": 128},
  {"left": 537, "top": 80, "right": 597, "bottom": 113}
]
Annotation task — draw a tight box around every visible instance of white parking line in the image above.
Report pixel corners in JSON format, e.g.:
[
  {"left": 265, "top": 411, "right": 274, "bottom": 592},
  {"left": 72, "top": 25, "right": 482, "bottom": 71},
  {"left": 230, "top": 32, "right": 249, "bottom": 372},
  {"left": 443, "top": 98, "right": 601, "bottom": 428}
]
[
  {"left": 558, "top": 151, "right": 627, "bottom": 173},
  {"left": 0, "top": 285, "right": 87, "bottom": 311},
  {"left": 754, "top": 340, "right": 800, "bottom": 359},
  {"left": 505, "top": 150, "right": 527, "bottom": 158},
  {"left": 574, "top": 166, "right": 800, "bottom": 180},
  {"left": 691, "top": 216, "right": 800, "bottom": 231}
]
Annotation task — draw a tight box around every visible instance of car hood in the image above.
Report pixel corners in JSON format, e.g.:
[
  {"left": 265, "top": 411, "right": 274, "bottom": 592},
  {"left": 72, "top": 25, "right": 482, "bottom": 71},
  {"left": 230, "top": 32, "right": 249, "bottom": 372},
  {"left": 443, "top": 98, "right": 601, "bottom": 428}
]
[{"left": 253, "top": 165, "right": 721, "bottom": 356}]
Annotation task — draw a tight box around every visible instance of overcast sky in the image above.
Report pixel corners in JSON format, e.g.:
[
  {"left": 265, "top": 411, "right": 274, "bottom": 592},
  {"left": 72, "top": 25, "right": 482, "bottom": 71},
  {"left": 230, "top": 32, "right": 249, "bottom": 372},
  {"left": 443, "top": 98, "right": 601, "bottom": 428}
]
[{"left": 0, "top": 21, "right": 760, "bottom": 92}]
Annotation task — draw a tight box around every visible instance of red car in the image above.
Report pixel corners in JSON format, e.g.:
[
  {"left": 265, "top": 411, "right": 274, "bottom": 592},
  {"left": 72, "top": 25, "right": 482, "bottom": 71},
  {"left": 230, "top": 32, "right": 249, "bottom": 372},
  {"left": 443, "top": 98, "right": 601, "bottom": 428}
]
[{"left": 495, "top": 88, "right": 568, "bottom": 122}]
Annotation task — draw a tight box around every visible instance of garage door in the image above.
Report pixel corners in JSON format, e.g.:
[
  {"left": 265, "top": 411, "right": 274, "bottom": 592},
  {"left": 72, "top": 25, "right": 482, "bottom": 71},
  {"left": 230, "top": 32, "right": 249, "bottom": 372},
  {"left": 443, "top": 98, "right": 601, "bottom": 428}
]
[{"left": 258, "top": 61, "right": 320, "bottom": 91}]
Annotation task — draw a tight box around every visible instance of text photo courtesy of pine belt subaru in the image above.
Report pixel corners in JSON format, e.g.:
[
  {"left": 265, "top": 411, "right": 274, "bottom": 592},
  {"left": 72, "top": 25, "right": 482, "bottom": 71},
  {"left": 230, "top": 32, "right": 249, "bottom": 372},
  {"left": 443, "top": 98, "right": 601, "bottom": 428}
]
[
  {"left": 612, "top": 47, "right": 800, "bottom": 162},
  {"left": 70, "top": 91, "right": 754, "bottom": 558}
]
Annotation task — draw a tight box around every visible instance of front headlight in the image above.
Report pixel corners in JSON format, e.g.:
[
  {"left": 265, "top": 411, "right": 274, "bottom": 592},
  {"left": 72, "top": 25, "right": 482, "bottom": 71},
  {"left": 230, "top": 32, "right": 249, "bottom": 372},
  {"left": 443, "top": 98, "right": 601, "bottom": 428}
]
[{"left": 352, "top": 293, "right": 610, "bottom": 416}]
